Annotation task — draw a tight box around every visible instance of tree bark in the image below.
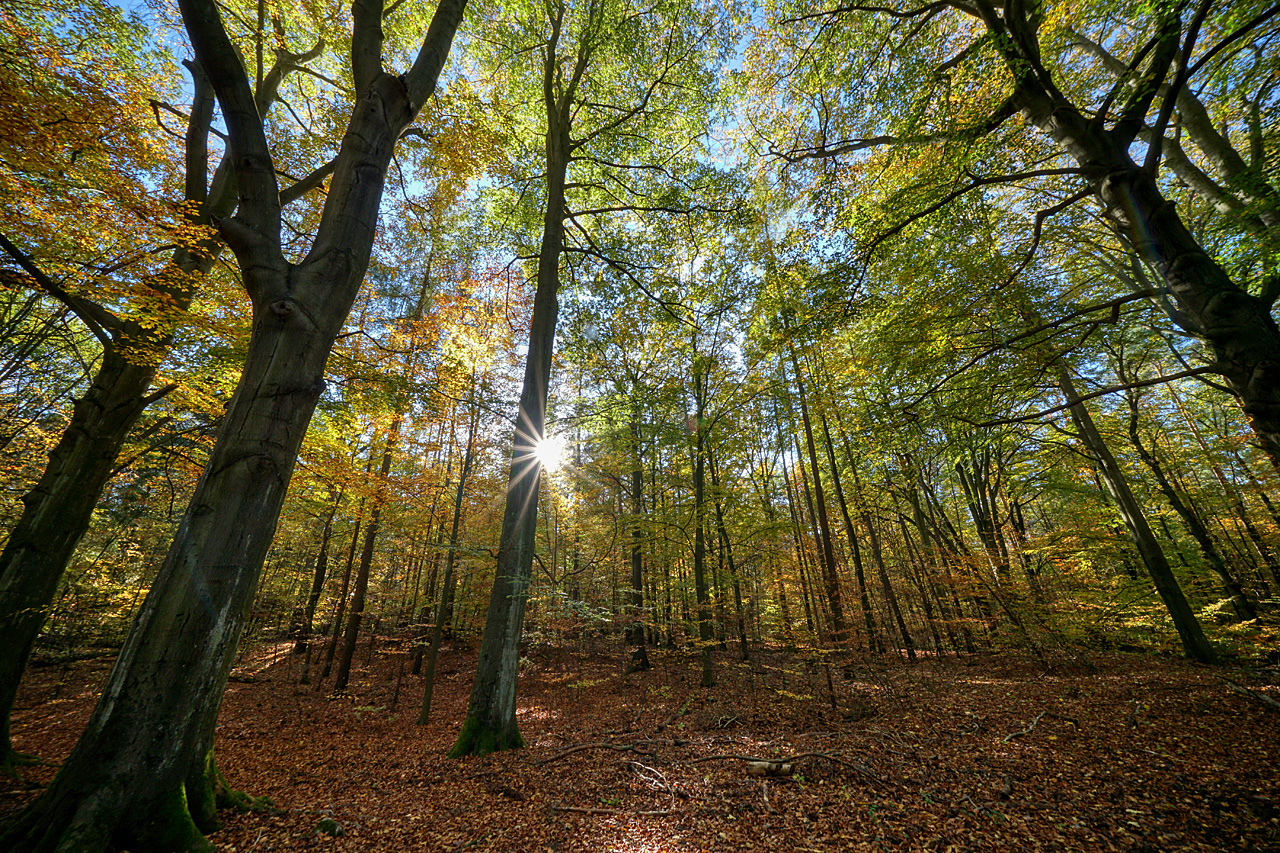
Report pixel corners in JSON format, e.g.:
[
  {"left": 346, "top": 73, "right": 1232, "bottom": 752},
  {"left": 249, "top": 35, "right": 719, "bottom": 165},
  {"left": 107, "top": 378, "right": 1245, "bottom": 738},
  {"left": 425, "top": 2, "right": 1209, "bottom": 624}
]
[{"left": 989, "top": 6, "right": 1280, "bottom": 468}]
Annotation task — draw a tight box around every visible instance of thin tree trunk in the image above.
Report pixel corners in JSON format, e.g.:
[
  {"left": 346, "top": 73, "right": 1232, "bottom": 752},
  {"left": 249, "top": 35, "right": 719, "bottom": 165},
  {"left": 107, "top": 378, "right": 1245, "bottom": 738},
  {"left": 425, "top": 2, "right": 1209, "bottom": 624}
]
[
  {"left": 334, "top": 415, "right": 402, "bottom": 692},
  {"left": 419, "top": 401, "right": 478, "bottom": 725},
  {"left": 1057, "top": 365, "right": 1217, "bottom": 663},
  {"left": 1124, "top": 391, "right": 1257, "bottom": 620}
]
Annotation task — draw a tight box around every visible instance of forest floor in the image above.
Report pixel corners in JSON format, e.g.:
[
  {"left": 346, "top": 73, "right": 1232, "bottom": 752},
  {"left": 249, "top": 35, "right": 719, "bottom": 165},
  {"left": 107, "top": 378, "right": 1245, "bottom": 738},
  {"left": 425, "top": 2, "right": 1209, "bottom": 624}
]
[{"left": 3, "top": 641, "right": 1279, "bottom": 852}]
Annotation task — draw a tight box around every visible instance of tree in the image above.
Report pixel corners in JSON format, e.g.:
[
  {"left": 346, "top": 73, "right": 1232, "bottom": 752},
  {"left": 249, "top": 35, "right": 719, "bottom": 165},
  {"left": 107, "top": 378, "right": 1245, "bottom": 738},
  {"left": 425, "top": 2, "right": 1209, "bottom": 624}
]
[
  {"left": 0, "top": 0, "right": 329, "bottom": 765},
  {"left": 0, "top": 0, "right": 467, "bottom": 846},
  {"left": 450, "top": 0, "right": 726, "bottom": 756},
  {"left": 755, "top": 0, "right": 1280, "bottom": 466}
]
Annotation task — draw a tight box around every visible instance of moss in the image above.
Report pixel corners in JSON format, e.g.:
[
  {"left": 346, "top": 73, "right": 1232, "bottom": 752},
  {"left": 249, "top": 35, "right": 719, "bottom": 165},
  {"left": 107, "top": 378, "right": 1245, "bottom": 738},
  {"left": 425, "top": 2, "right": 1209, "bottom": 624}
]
[
  {"left": 212, "top": 756, "right": 279, "bottom": 814},
  {"left": 448, "top": 715, "right": 525, "bottom": 758},
  {"left": 123, "top": 784, "right": 213, "bottom": 853}
]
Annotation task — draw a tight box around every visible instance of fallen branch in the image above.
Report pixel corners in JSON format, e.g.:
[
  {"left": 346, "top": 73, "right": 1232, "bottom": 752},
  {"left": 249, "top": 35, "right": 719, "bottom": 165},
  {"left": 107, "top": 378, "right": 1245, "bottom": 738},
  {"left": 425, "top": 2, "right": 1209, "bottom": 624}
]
[
  {"left": 761, "top": 780, "right": 776, "bottom": 814},
  {"left": 536, "top": 738, "right": 684, "bottom": 766},
  {"left": 1003, "top": 711, "right": 1047, "bottom": 742},
  {"left": 693, "top": 751, "right": 888, "bottom": 787},
  {"left": 1002, "top": 711, "right": 1080, "bottom": 743},
  {"left": 549, "top": 805, "right": 671, "bottom": 816},
  {"left": 1224, "top": 680, "right": 1280, "bottom": 713}
]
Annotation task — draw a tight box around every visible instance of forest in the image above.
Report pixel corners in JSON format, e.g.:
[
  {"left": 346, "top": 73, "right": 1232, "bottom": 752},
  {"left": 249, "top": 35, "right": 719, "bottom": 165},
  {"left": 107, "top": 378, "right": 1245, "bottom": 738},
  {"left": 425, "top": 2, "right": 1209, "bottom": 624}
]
[{"left": 0, "top": 0, "right": 1278, "bottom": 849}]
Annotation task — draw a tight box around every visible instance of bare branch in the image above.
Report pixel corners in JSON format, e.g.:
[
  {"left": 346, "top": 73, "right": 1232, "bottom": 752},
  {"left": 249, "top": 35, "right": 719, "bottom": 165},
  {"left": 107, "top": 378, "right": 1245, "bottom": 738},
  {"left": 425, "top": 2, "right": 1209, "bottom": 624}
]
[
  {"left": 279, "top": 158, "right": 338, "bottom": 206},
  {"left": 775, "top": 93, "right": 1017, "bottom": 163},
  {"left": 780, "top": 1, "right": 949, "bottom": 24},
  {"left": 972, "top": 365, "right": 1220, "bottom": 428}
]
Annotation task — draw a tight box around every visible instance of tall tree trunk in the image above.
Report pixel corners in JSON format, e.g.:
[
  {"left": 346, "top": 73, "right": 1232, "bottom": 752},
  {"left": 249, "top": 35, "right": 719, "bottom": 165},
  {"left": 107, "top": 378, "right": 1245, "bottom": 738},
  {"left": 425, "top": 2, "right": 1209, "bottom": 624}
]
[
  {"left": 709, "top": 449, "right": 749, "bottom": 662},
  {"left": 1124, "top": 392, "right": 1257, "bottom": 620},
  {"left": 1057, "top": 365, "right": 1217, "bottom": 663},
  {"left": 322, "top": 502, "right": 364, "bottom": 680},
  {"left": 450, "top": 29, "right": 570, "bottom": 755},
  {"left": 861, "top": 499, "right": 916, "bottom": 662},
  {"left": 787, "top": 355, "right": 848, "bottom": 645},
  {"left": 0, "top": 1, "right": 466, "bottom": 846},
  {"left": 334, "top": 416, "right": 402, "bottom": 693},
  {"left": 627, "top": 410, "right": 651, "bottom": 672},
  {"left": 690, "top": 357, "right": 716, "bottom": 687},
  {"left": 292, "top": 491, "right": 341, "bottom": 656},
  {"left": 0, "top": 49, "right": 323, "bottom": 765},
  {"left": 817, "top": 399, "right": 880, "bottom": 654}
]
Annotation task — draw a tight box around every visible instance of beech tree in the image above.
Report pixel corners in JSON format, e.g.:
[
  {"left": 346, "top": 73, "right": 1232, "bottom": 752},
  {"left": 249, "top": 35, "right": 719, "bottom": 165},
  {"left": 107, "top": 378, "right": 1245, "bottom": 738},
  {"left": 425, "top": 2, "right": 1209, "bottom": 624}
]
[
  {"left": 0, "top": 0, "right": 329, "bottom": 765},
  {"left": 754, "top": 0, "right": 1280, "bottom": 466},
  {"left": 450, "top": 0, "right": 727, "bottom": 756},
  {"left": 0, "top": 0, "right": 467, "bottom": 847}
]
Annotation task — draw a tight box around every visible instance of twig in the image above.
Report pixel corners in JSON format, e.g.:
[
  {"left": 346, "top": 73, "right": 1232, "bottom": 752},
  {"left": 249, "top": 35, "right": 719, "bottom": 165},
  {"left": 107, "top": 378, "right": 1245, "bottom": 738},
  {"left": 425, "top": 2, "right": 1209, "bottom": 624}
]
[
  {"left": 761, "top": 780, "right": 776, "bottom": 814},
  {"left": 1002, "top": 710, "right": 1080, "bottom": 744},
  {"left": 1003, "top": 711, "right": 1048, "bottom": 742}
]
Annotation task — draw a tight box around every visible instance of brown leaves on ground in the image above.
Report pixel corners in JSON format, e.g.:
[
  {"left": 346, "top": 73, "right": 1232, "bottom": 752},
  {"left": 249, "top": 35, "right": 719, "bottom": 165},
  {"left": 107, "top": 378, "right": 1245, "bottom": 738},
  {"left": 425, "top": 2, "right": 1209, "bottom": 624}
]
[{"left": 4, "top": 643, "right": 1279, "bottom": 852}]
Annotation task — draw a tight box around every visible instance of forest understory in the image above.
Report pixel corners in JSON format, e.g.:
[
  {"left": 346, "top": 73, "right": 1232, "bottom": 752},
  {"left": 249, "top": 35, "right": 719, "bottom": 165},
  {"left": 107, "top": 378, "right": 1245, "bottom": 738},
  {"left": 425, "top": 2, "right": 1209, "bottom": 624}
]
[{"left": 4, "top": 643, "right": 1277, "bottom": 853}]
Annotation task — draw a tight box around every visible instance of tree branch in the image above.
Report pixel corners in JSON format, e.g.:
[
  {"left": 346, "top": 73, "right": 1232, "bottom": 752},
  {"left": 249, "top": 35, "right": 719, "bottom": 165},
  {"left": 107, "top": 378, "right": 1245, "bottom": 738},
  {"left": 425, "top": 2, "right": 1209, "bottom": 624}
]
[
  {"left": 0, "top": 234, "right": 120, "bottom": 346},
  {"left": 177, "top": 0, "right": 280, "bottom": 249},
  {"left": 279, "top": 158, "right": 338, "bottom": 206},
  {"left": 972, "top": 365, "right": 1220, "bottom": 427}
]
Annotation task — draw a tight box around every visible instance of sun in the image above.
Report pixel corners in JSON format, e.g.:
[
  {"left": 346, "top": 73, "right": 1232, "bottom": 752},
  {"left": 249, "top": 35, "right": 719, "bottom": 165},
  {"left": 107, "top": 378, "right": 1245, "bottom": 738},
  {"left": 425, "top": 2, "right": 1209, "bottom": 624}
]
[{"left": 533, "top": 434, "right": 567, "bottom": 472}]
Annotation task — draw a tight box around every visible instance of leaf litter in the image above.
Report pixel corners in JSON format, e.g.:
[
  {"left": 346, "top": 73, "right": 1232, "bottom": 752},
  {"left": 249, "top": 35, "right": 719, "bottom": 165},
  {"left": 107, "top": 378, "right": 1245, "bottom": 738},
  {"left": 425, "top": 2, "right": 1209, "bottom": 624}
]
[{"left": 3, "top": 642, "right": 1278, "bottom": 852}]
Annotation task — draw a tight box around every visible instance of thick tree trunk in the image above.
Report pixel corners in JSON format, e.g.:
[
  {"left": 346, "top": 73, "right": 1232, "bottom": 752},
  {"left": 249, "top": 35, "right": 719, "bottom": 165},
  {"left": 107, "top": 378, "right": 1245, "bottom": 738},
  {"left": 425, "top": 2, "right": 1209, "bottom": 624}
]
[
  {"left": 691, "top": 425, "right": 716, "bottom": 687},
  {"left": 1007, "top": 57, "right": 1280, "bottom": 468},
  {"left": 1058, "top": 366, "right": 1217, "bottom": 663},
  {"left": 0, "top": 0, "right": 465, "bottom": 844},
  {"left": 0, "top": 47, "right": 319, "bottom": 762},
  {"left": 0, "top": 349, "right": 161, "bottom": 761}
]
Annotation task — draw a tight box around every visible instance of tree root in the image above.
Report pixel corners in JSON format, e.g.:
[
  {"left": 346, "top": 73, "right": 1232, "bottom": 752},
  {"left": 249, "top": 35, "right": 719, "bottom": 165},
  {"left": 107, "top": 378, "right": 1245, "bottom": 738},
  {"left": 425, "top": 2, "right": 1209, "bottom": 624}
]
[{"left": 0, "top": 746, "right": 56, "bottom": 780}]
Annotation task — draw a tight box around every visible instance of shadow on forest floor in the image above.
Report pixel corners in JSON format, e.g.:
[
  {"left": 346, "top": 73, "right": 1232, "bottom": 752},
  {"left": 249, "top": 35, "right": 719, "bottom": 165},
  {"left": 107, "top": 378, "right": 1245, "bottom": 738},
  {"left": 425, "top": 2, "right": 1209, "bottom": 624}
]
[{"left": 4, "top": 642, "right": 1279, "bottom": 851}]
